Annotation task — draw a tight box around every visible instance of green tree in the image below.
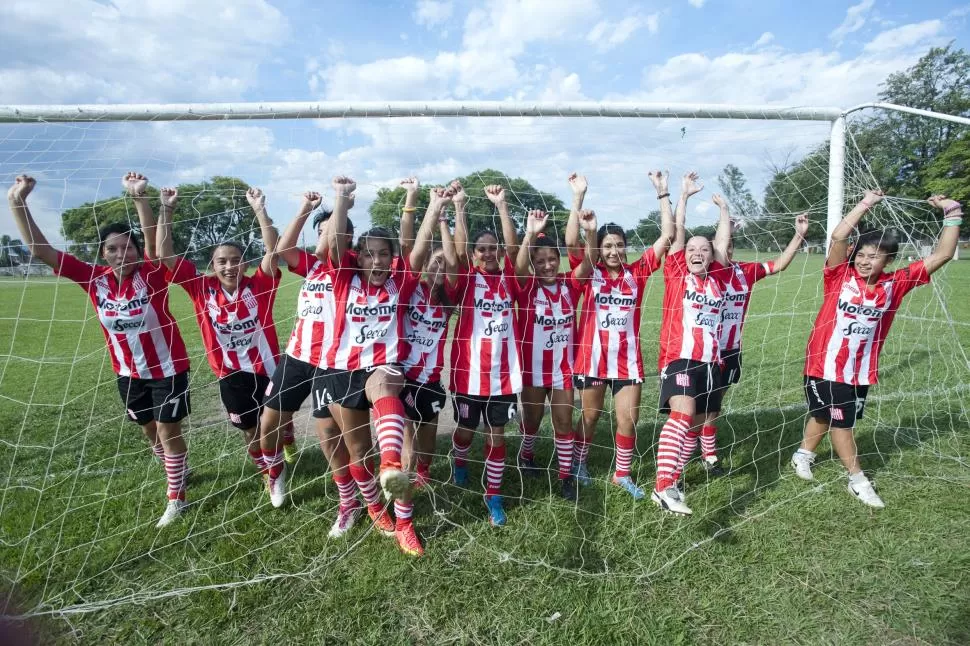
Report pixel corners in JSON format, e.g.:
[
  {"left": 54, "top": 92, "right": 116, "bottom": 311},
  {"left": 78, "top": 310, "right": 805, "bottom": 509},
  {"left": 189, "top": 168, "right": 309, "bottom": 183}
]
[
  {"left": 760, "top": 146, "right": 829, "bottom": 247},
  {"left": 626, "top": 210, "right": 661, "bottom": 246},
  {"left": 924, "top": 133, "right": 970, "bottom": 235}
]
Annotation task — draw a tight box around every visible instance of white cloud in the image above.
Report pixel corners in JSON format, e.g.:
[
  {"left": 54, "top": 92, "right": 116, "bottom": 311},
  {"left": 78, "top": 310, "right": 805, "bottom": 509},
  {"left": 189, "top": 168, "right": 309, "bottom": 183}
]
[
  {"left": 587, "top": 13, "right": 660, "bottom": 52},
  {"left": 754, "top": 32, "right": 775, "bottom": 47},
  {"left": 829, "top": 0, "right": 875, "bottom": 44},
  {"left": 538, "top": 69, "right": 586, "bottom": 101},
  {"left": 688, "top": 0, "right": 705, "bottom": 7},
  {"left": 862, "top": 20, "right": 944, "bottom": 54},
  {"left": 414, "top": 0, "right": 454, "bottom": 27}
]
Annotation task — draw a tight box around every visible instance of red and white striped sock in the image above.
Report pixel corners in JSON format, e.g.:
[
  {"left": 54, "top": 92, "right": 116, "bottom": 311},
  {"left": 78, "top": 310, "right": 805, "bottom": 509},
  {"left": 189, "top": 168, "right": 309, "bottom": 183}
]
[
  {"left": 348, "top": 461, "right": 381, "bottom": 506},
  {"left": 164, "top": 451, "right": 188, "bottom": 501},
  {"left": 333, "top": 472, "right": 357, "bottom": 509},
  {"left": 484, "top": 443, "right": 506, "bottom": 496},
  {"left": 373, "top": 396, "right": 406, "bottom": 469},
  {"left": 673, "top": 429, "right": 700, "bottom": 480},
  {"left": 452, "top": 432, "right": 472, "bottom": 467},
  {"left": 393, "top": 500, "right": 414, "bottom": 530},
  {"left": 248, "top": 447, "right": 266, "bottom": 473},
  {"left": 282, "top": 420, "right": 295, "bottom": 447},
  {"left": 151, "top": 442, "right": 165, "bottom": 462},
  {"left": 262, "top": 448, "right": 284, "bottom": 479},
  {"left": 655, "top": 411, "right": 691, "bottom": 492},
  {"left": 700, "top": 424, "right": 718, "bottom": 459},
  {"left": 553, "top": 432, "right": 574, "bottom": 480},
  {"left": 519, "top": 422, "right": 539, "bottom": 460},
  {"left": 574, "top": 435, "right": 591, "bottom": 466},
  {"left": 614, "top": 433, "right": 636, "bottom": 479}
]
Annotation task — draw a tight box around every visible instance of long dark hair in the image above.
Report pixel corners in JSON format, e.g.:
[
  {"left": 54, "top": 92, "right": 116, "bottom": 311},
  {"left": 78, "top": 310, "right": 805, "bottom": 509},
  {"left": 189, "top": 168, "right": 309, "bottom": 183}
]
[
  {"left": 596, "top": 223, "right": 627, "bottom": 248},
  {"left": 355, "top": 227, "right": 396, "bottom": 256},
  {"left": 97, "top": 222, "right": 143, "bottom": 259}
]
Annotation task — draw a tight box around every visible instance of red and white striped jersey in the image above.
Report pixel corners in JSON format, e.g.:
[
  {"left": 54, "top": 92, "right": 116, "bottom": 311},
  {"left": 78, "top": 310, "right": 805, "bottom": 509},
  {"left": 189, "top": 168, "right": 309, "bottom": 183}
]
[
  {"left": 805, "top": 260, "right": 929, "bottom": 386},
  {"left": 446, "top": 261, "right": 523, "bottom": 396},
  {"left": 326, "top": 259, "right": 420, "bottom": 370},
  {"left": 659, "top": 250, "right": 730, "bottom": 370},
  {"left": 719, "top": 260, "right": 774, "bottom": 351},
  {"left": 55, "top": 252, "right": 189, "bottom": 379},
  {"left": 167, "top": 259, "right": 280, "bottom": 378},
  {"left": 284, "top": 250, "right": 339, "bottom": 368},
  {"left": 571, "top": 248, "right": 660, "bottom": 380},
  {"left": 400, "top": 282, "right": 449, "bottom": 384},
  {"left": 517, "top": 275, "right": 582, "bottom": 389}
]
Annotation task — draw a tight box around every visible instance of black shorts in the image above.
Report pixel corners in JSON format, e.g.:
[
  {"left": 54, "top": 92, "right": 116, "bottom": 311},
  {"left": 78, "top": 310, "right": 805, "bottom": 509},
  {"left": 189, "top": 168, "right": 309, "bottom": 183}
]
[
  {"left": 659, "top": 360, "right": 719, "bottom": 414},
  {"left": 401, "top": 379, "right": 447, "bottom": 425},
  {"left": 572, "top": 374, "right": 643, "bottom": 396},
  {"left": 318, "top": 365, "right": 404, "bottom": 414},
  {"left": 219, "top": 371, "right": 270, "bottom": 430},
  {"left": 264, "top": 354, "right": 329, "bottom": 418},
  {"left": 707, "top": 351, "right": 742, "bottom": 413},
  {"left": 453, "top": 392, "right": 518, "bottom": 430},
  {"left": 804, "top": 376, "right": 869, "bottom": 429},
  {"left": 117, "top": 371, "right": 191, "bottom": 425}
]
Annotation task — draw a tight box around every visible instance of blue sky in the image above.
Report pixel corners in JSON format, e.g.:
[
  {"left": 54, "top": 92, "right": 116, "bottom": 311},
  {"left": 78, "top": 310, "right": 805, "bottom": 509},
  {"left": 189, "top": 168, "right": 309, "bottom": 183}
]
[{"left": 0, "top": 0, "right": 967, "bottom": 245}]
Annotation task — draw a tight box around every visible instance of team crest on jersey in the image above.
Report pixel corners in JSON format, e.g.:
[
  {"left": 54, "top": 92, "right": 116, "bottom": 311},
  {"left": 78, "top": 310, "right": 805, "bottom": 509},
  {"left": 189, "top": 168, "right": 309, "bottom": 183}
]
[
  {"left": 242, "top": 288, "right": 259, "bottom": 310},
  {"left": 830, "top": 407, "right": 844, "bottom": 421},
  {"left": 676, "top": 373, "right": 690, "bottom": 387}
]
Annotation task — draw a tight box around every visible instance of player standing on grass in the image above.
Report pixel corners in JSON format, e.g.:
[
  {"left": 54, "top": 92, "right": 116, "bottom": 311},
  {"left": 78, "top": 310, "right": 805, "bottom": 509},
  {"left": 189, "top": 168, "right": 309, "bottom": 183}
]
[
  {"left": 696, "top": 202, "right": 810, "bottom": 475},
  {"left": 570, "top": 171, "right": 674, "bottom": 499},
  {"left": 446, "top": 184, "right": 523, "bottom": 527},
  {"left": 7, "top": 173, "right": 192, "bottom": 528},
  {"left": 155, "top": 185, "right": 281, "bottom": 483},
  {"left": 791, "top": 192, "right": 961, "bottom": 508}
]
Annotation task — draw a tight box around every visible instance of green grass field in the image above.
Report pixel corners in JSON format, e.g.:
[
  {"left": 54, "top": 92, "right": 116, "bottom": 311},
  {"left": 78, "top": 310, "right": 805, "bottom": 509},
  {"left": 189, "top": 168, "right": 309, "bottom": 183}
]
[{"left": 1, "top": 251, "right": 969, "bottom": 644}]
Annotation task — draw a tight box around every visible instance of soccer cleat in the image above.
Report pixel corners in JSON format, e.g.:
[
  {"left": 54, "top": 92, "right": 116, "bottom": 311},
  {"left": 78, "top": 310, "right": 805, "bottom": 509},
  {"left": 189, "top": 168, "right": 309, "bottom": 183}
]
[
  {"left": 571, "top": 462, "right": 592, "bottom": 487},
  {"left": 791, "top": 451, "right": 816, "bottom": 481},
  {"left": 517, "top": 455, "right": 540, "bottom": 478},
  {"left": 560, "top": 476, "right": 578, "bottom": 501},
  {"left": 848, "top": 478, "right": 886, "bottom": 509},
  {"left": 612, "top": 475, "right": 645, "bottom": 501},
  {"left": 156, "top": 499, "right": 187, "bottom": 528},
  {"left": 268, "top": 463, "right": 287, "bottom": 508},
  {"left": 452, "top": 462, "right": 469, "bottom": 486},
  {"left": 651, "top": 486, "right": 693, "bottom": 515},
  {"left": 328, "top": 502, "right": 364, "bottom": 539},
  {"left": 379, "top": 467, "right": 410, "bottom": 502},
  {"left": 485, "top": 495, "right": 507, "bottom": 527},
  {"left": 701, "top": 456, "right": 726, "bottom": 477},
  {"left": 395, "top": 522, "right": 424, "bottom": 557},
  {"left": 282, "top": 442, "right": 297, "bottom": 464},
  {"left": 367, "top": 503, "right": 396, "bottom": 536}
]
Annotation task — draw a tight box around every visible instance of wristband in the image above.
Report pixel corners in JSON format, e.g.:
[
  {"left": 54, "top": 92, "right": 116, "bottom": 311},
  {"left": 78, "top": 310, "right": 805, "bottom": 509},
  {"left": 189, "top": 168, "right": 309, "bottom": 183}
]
[
  {"left": 943, "top": 203, "right": 963, "bottom": 216},
  {"left": 402, "top": 207, "right": 418, "bottom": 214},
  {"left": 943, "top": 216, "right": 963, "bottom": 227},
  {"left": 657, "top": 192, "right": 670, "bottom": 200}
]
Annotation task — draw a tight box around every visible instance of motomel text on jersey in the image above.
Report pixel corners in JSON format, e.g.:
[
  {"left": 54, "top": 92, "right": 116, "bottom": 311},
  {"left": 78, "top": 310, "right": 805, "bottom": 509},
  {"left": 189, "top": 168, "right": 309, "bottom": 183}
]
[
  {"left": 474, "top": 298, "right": 511, "bottom": 313},
  {"left": 685, "top": 290, "right": 724, "bottom": 309},
  {"left": 302, "top": 280, "right": 334, "bottom": 293},
  {"left": 214, "top": 318, "right": 258, "bottom": 335},
  {"left": 534, "top": 313, "right": 573, "bottom": 327},
  {"left": 97, "top": 295, "right": 150, "bottom": 311},
  {"left": 348, "top": 303, "right": 396, "bottom": 317},
  {"left": 594, "top": 293, "right": 635, "bottom": 307},
  {"left": 409, "top": 308, "right": 447, "bottom": 330},
  {"left": 837, "top": 300, "right": 885, "bottom": 318}
]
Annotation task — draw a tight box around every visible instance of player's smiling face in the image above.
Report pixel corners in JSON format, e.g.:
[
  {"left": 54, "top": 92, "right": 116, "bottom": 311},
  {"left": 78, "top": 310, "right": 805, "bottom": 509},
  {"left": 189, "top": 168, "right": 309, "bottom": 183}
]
[
  {"left": 473, "top": 234, "right": 501, "bottom": 272},
  {"left": 531, "top": 246, "right": 560, "bottom": 283},
  {"left": 600, "top": 233, "right": 626, "bottom": 269},
  {"left": 853, "top": 244, "right": 891, "bottom": 282},
  {"left": 101, "top": 233, "right": 140, "bottom": 277},
  {"left": 212, "top": 245, "right": 244, "bottom": 290},
  {"left": 685, "top": 236, "right": 714, "bottom": 275},
  {"left": 359, "top": 236, "right": 393, "bottom": 285}
]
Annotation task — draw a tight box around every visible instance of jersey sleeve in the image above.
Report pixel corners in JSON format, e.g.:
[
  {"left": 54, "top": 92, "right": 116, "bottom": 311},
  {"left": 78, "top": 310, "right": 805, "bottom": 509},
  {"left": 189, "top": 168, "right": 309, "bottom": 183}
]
[
  {"left": 251, "top": 264, "right": 282, "bottom": 295},
  {"left": 708, "top": 260, "right": 733, "bottom": 289},
  {"left": 162, "top": 257, "right": 205, "bottom": 299},
  {"left": 663, "top": 248, "right": 687, "bottom": 279},
  {"left": 53, "top": 252, "right": 97, "bottom": 289},
  {"left": 567, "top": 250, "right": 584, "bottom": 270},
  {"left": 890, "top": 260, "right": 931, "bottom": 304},
  {"left": 740, "top": 260, "right": 771, "bottom": 284},
  {"left": 287, "top": 249, "right": 315, "bottom": 277},
  {"left": 821, "top": 260, "right": 851, "bottom": 295}
]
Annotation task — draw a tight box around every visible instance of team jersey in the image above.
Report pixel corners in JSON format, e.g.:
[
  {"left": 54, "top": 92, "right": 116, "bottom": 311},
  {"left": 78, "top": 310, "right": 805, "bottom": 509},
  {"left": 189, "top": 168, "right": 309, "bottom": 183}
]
[
  {"left": 571, "top": 248, "right": 660, "bottom": 380},
  {"left": 167, "top": 259, "right": 280, "bottom": 378},
  {"left": 284, "top": 250, "right": 339, "bottom": 368},
  {"left": 446, "top": 259, "right": 523, "bottom": 396},
  {"left": 805, "top": 260, "right": 930, "bottom": 386},
  {"left": 719, "top": 260, "right": 774, "bottom": 351},
  {"left": 517, "top": 274, "right": 582, "bottom": 389},
  {"left": 54, "top": 252, "right": 189, "bottom": 379},
  {"left": 326, "top": 257, "right": 420, "bottom": 371},
  {"left": 658, "top": 250, "right": 730, "bottom": 370},
  {"left": 400, "top": 282, "right": 449, "bottom": 384}
]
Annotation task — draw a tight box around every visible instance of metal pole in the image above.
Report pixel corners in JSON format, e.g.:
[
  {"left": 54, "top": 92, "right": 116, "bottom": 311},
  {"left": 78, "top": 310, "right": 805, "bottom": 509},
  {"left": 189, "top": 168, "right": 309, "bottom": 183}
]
[{"left": 827, "top": 116, "right": 847, "bottom": 250}]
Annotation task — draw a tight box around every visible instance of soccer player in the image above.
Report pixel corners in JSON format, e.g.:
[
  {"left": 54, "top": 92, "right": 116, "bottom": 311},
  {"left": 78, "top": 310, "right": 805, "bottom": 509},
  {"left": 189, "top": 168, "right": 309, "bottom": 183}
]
[
  {"left": 698, "top": 203, "right": 810, "bottom": 475},
  {"left": 653, "top": 172, "right": 730, "bottom": 515},
  {"left": 571, "top": 171, "right": 674, "bottom": 498},
  {"left": 155, "top": 186, "right": 281, "bottom": 483},
  {"left": 7, "top": 173, "right": 191, "bottom": 528},
  {"left": 791, "top": 192, "right": 961, "bottom": 508},
  {"left": 447, "top": 184, "right": 523, "bottom": 527},
  {"left": 514, "top": 207, "right": 590, "bottom": 500}
]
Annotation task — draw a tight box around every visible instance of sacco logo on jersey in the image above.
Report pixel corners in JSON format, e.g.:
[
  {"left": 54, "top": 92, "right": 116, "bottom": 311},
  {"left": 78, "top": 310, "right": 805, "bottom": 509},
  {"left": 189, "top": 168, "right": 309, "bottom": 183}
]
[
  {"left": 483, "top": 318, "right": 509, "bottom": 336},
  {"left": 837, "top": 300, "right": 884, "bottom": 318},
  {"left": 111, "top": 317, "right": 146, "bottom": 333},
  {"left": 842, "top": 321, "right": 874, "bottom": 336},
  {"left": 544, "top": 331, "right": 570, "bottom": 349},
  {"left": 355, "top": 324, "right": 389, "bottom": 344},
  {"left": 405, "top": 331, "right": 436, "bottom": 348}
]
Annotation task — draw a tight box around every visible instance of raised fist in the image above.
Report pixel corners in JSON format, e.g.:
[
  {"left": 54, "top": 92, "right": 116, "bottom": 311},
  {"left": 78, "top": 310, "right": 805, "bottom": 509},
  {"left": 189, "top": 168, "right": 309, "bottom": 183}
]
[
  {"left": 484, "top": 184, "right": 506, "bottom": 206},
  {"left": 7, "top": 175, "right": 36, "bottom": 203},
  {"left": 429, "top": 186, "right": 452, "bottom": 211},
  {"left": 302, "top": 191, "right": 323, "bottom": 212},
  {"left": 794, "top": 212, "right": 809, "bottom": 237},
  {"left": 246, "top": 187, "right": 266, "bottom": 211},
  {"left": 578, "top": 209, "right": 597, "bottom": 233},
  {"left": 682, "top": 171, "right": 703, "bottom": 198},
  {"left": 647, "top": 170, "right": 669, "bottom": 193},
  {"left": 451, "top": 181, "right": 467, "bottom": 209},
  {"left": 568, "top": 173, "right": 588, "bottom": 195},
  {"left": 927, "top": 194, "right": 961, "bottom": 213},
  {"left": 400, "top": 177, "right": 420, "bottom": 194},
  {"left": 332, "top": 176, "right": 357, "bottom": 199},
  {"left": 122, "top": 171, "right": 149, "bottom": 197},
  {"left": 160, "top": 187, "right": 179, "bottom": 209},
  {"left": 526, "top": 210, "right": 549, "bottom": 235},
  {"left": 862, "top": 189, "right": 884, "bottom": 206}
]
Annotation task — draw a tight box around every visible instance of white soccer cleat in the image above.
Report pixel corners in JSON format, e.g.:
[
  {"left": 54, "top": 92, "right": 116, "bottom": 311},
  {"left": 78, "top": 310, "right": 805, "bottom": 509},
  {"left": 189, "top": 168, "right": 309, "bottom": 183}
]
[
  {"left": 379, "top": 467, "right": 410, "bottom": 502},
  {"left": 791, "top": 451, "right": 816, "bottom": 481},
  {"left": 328, "top": 503, "right": 364, "bottom": 539},
  {"left": 269, "top": 464, "right": 288, "bottom": 508},
  {"left": 848, "top": 477, "right": 885, "bottom": 509},
  {"left": 156, "top": 499, "right": 187, "bottom": 528},
  {"left": 651, "top": 486, "right": 692, "bottom": 516}
]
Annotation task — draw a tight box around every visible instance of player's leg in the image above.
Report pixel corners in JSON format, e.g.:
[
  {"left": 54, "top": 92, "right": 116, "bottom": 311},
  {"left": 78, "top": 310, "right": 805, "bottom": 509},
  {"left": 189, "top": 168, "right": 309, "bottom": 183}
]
[
  {"left": 573, "top": 377, "right": 607, "bottom": 485},
  {"left": 450, "top": 394, "right": 480, "bottom": 486},
  {"left": 153, "top": 373, "right": 191, "bottom": 527},
  {"left": 517, "top": 385, "right": 547, "bottom": 476},
  {"left": 260, "top": 356, "right": 316, "bottom": 507},
  {"left": 653, "top": 363, "right": 696, "bottom": 515},
  {"left": 611, "top": 381, "right": 644, "bottom": 500},
  {"left": 481, "top": 395, "right": 516, "bottom": 527},
  {"left": 363, "top": 367, "right": 408, "bottom": 500},
  {"left": 315, "top": 411, "right": 363, "bottom": 539},
  {"left": 550, "top": 387, "right": 577, "bottom": 500}
]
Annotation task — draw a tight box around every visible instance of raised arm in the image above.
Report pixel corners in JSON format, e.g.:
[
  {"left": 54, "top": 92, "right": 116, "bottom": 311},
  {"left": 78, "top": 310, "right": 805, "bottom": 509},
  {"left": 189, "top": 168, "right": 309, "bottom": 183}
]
[
  {"left": 712, "top": 193, "right": 731, "bottom": 266},
  {"left": 440, "top": 203, "right": 459, "bottom": 282},
  {"left": 923, "top": 195, "right": 963, "bottom": 276},
  {"left": 515, "top": 209, "right": 549, "bottom": 286},
  {"left": 155, "top": 187, "right": 180, "bottom": 270},
  {"left": 486, "top": 184, "right": 519, "bottom": 265},
  {"left": 565, "top": 172, "right": 587, "bottom": 257},
  {"left": 827, "top": 189, "right": 883, "bottom": 269},
  {"left": 123, "top": 172, "right": 157, "bottom": 261},
  {"left": 280, "top": 191, "right": 322, "bottom": 268},
  {"left": 6, "top": 175, "right": 57, "bottom": 268},
  {"left": 648, "top": 170, "right": 675, "bottom": 260},
  {"left": 671, "top": 171, "right": 703, "bottom": 256},
  {"left": 246, "top": 187, "right": 280, "bottom": 276},
  {"left": 572, "top": 209, "right": 599, "bottom": 281},
  {"left": 398, "top": 177, "right": 420, "bottom": 261},
  {"left": 410, "top": 186, "right": 452, "bottom": 271},
  {"left": 768, "top": 213, "right": 809, "bottom": 273},
  {"left": 452, "top": 182, "right": 469, "bottom": 269},
  {"left": 327, "top": 176, "right": 356, "bottom": 265}
]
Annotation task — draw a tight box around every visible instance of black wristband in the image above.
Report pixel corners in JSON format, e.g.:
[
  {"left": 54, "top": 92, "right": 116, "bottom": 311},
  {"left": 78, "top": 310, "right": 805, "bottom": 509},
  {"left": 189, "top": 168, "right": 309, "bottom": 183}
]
[{"left": 657, "top": 192, "right": 670, "bottom": 200}]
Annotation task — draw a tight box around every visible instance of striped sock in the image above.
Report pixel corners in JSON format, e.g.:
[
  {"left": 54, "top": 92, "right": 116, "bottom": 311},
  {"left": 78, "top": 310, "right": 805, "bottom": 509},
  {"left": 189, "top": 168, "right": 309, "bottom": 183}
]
[
  {"left": 373, "top": 396, "right": 406, "bottom": 469},
  {"left": 574, "top": 435, "right": 591, "bottom": 466},
  {"left": 333, "top": 472, "right": 357, "bottom": 509},
  {"left": 151, "top": 442, "right": 165, "bottom": 462},
  {"left": 673, "top": 429, "right": 700, "bottom": 480},
  {"left": 614, "top": 433, "right": 636, "bottom": 479},
  {"left": 248, "top": 447, "right": 266, "bottom": 473},
  {"left": 417, "top": 459, "right": 431, "bottom": 479},
  {"left": 452, "top": 432, "right": 472, "bottom": 467},
  {"left": 700, "top": 424, "right": 718, "bottom": 459},
  {"left": 484, "top": 443, "right": 506, "bottom": 496},
  {"left": 282, "top": 420, "right": 295, "bottom": 446},
  {"left": 393, "top": 500, "right": 414, "bottom": 529},
  {"left": 349, "top": 462, "right": 381, "bottom": 506},
  {"left": 519, "top": 422, "right": 539, "bottom": 460},
  {"left": 655, "top": 411, "right": 692, "bottom": 492},
  {"left": 553, "top": 432, "right": 574, "bottom": 480},
  {"left": 262, "top": 448, "right": 284, "bottom": 479},
  {"left": 164, "top": 451, "right": 188, "bottom": 501}
]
